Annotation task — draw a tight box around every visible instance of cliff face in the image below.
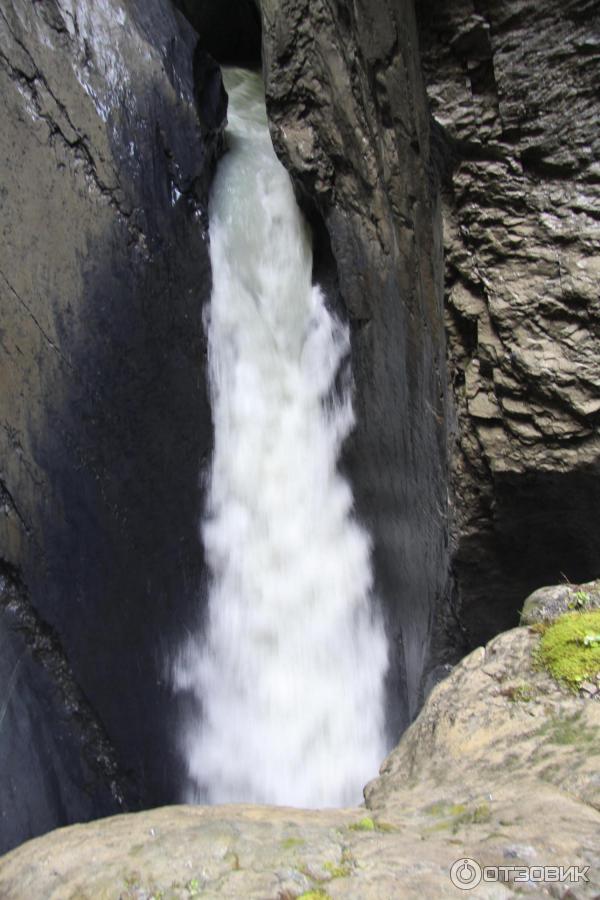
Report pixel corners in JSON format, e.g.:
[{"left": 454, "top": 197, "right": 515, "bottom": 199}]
[
  {"left": 0, "top": 0, "right": 450, "bottom": 851},
  {"left": 416, "top": 0, "right": 600, "bottom": 648},
  {"left": 2, "top": 0, "right": 598, "bottom": 858},
  {"left": 260, "top": 0, "right": 450, "bottom": 732},
  {"left": 0, "top": 0, "right": 223, "bottom": 851},
  {"left": 258, "top": 0, "right": 600, "bottom": 701}
]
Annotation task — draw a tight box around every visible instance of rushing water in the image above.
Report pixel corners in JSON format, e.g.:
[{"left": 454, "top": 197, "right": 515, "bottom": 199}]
[{"left": 172, "top": 69, "right": 388, "bottom": 808}]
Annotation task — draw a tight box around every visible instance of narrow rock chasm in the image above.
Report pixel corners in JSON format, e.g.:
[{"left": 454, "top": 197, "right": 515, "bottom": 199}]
[{"left": 0, "top": 0, "right": 598, "bottom": 868}]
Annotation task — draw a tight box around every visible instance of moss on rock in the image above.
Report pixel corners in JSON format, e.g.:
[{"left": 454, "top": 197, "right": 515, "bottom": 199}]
[
  {"left": 297, "top": 891, "right": 332, "bottom": 900},
  {"left": 536, "top": 610, "right": 600, "bottom": 690}
]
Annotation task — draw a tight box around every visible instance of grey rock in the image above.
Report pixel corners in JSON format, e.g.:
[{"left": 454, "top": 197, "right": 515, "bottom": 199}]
[
  {"left": 366, "top": 625, "right": 600, "bottom": 840},
  {"left": 580, "top": 681, "right": 599, "bottom": 695},
  {"left": 422, "top": 663, "right": 454, "bottom": 700},
  {"left": 0, "top": 566, "right": 124, "bottom": 855},
  {"left": 1, "top": 622, "right": 598, "bottom": 897},
  {"left": 261, "top": 0, "right": 450, "bottom": 732},
  {"left": 520, "top": 579, "right": 600, "bottom": 625},
  {"left": 0, "top": 0, "right": 224, "bottom": 849},
  {"left": 417, "top": 0, "right": 600, "bottom": 647}
]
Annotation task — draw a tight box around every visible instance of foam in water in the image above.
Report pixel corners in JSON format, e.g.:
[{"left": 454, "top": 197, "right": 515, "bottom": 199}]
[{"left": 172, "top": 68, "right": 388, "bottom": 808}]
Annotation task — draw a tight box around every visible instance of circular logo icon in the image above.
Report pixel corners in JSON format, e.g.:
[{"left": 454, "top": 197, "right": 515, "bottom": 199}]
[{"left": 450, "top": 858, "right": 482, "bottom": 890}]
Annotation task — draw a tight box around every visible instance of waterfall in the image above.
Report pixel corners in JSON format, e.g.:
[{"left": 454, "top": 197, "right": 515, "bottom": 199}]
[{"left": 172, "top": 68, "right": 388, "bottom": 808}]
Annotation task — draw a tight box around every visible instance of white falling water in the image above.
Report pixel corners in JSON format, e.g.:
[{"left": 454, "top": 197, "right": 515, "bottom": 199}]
[{"left": 173, "top": 68, "right": 388, "bottom": 808}]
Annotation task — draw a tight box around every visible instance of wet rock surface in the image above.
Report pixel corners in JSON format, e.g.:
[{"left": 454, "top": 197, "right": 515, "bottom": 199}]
[
  {"left": 0, "top": 565, "right": 124, "bottom": 855},
  {"left": 260, "top": 0, "right": 450, "bottom": 733},
  {"left": 2, "top": 0, "right": 599, "bottom": 867},
  {"left": 0, "top": 0, "right": 223, "bottom": 850},
  {"left": 1, "top": 617, "right": 598, "bottom": 898},
  {"left": 416, "top": 0, "right": 600, "bottom": 647}
]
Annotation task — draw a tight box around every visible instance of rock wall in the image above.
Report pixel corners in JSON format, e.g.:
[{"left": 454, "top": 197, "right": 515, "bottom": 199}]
[
  {"left": 3, "top": 0, "right": 597, "bottom": 856},
  {"left": 260, "top": 0, "right": 450, "bottom": 733},
  {"left": 417, "top": 0, "right": 600, "bottom": 649},
  {"left": 0, "top": 565, "right": 123, "bottom": 854},
  {"left": 0, "top": 0, "right": 223, "bottom": 851}
]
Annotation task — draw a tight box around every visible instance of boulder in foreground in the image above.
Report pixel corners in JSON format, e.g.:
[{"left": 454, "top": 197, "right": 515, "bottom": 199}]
[{"left": 1, "top": 596, "right": 599, "bottom": 898}]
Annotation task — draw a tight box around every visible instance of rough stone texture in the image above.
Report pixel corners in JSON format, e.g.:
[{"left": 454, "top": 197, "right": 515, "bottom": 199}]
[
  {"left": 260, "top": 0, "right": 449, "bottom": 734},
  {"left": 416, "top": 0, "right": 600, "bottom": 649},
  {"left": 521, "top": 578, "right": 600, "bottom": 625},
  {"left": 366, "top": 626, "right": 600, "bottom": 818},
  {"left": 1, "top": 622, "right": 598, "bottom": 898},
  {"left": 0, "top": 0, "right": 223, "bottom": 851}
]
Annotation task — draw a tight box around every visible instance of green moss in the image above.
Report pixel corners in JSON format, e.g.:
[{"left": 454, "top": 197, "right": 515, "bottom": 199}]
[
  {"left": 321, "top": 848, "right": 355, "bottom": 879},
  {"left": 536, "top": 610, "right": 600, "bottom": 690},
  {"left": 297, "top": 892, "right": 332, "bottom": 900},
  {"left": 323, "top": 861, "right": 351, "bottom": 879},
  {"left": 348, "top": 816, "right": 375, "bottom": 831},
  {"left": 347, "top": 815, "right": 397, "bottom": 833},
  {"left": 568, "top": 590, "right": 591, "bottom": 610},
  {"left": 281, "top": 837, "right": 306, "bottom": 850}
]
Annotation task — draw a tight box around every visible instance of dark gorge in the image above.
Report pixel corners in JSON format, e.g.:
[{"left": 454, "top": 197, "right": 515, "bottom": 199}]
[{"left": 0, "top": 0, "right": 598, "bottom": 877}]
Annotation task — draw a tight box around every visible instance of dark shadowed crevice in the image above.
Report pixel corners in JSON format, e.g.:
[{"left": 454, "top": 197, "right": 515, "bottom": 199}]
[
  {"left": 455, "top": 463, "right": 600, "bottom": 648},
  {"left": 173, "top": 0, "right": 262, "bottom": 67},
  {"left": 0, "top": 560, "right": 127, "bottom": 853}
]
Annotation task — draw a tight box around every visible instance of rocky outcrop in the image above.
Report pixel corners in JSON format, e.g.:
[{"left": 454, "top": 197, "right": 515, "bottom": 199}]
[
  {"left": 0, "top": 0, "right": 224, "bottom": 851},
  {"left": 367, "top": 625, "right": 600, "bottom": 820},
  {"left": 416, "top": 0, "right": 600, "bottom": 648},
  {"left": 260, "top": 0, "right": 450, "bottom": 732},
  {"left": 520, "top": 578, "right": 600, "bottom": 625},
  {"left": 1, "top": 610, "right": 598, "bottom": 897}
]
